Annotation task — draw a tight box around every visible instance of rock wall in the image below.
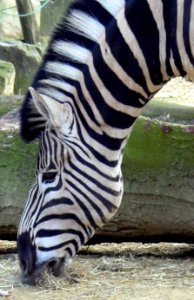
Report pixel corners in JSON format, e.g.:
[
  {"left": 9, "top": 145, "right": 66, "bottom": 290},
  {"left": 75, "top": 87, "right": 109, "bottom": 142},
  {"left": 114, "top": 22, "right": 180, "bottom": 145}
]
[
  {"left": 0, "top": 1, "right": 73, "bottom": 95},
  {"left": 0, "top": 60, "right": 15, "bottom": 95},
  {"left": 0, "top": 42, "right": 43, "bottom": 94},
  {"left": 40, "top": 0, "right": 73, "bottom": 36},
  {"left": 0, "top": 0, "right": 40, "bottom": 41}
]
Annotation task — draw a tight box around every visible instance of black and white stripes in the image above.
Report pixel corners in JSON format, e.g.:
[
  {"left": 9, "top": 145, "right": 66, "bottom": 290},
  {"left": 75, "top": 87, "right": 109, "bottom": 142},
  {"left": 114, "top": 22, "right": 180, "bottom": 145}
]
[{"left": 18, "top": 0, "right": 194, "bottom": 284}]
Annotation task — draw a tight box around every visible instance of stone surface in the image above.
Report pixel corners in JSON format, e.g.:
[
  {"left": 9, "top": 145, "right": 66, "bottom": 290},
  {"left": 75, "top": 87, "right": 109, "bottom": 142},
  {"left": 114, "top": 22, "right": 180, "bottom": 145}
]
[
  {"left": 0, "top": 0, "right": 40, "bottom": 41},
  {"left": 0, "top": 60, "right": 15, "bottom": 95},
  {"left": 0, "top": 41, "right": 43, "bottom": 94},
  {"left": 0, "top": 95, "right": 22, "bottom": 117}
]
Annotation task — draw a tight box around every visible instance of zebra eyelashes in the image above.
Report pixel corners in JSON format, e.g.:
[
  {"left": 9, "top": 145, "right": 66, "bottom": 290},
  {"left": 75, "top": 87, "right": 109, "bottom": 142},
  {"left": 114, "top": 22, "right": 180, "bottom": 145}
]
[{"left": 42, "top": 172, "right": 58, "bottom": 184}]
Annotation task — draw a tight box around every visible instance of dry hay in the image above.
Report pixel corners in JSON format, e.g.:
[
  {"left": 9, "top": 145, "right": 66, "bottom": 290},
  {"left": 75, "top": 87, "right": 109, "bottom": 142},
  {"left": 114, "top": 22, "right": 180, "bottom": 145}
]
[
  {"left": 0, "top": 242, "right": 194, "bottom": 299},
  {"left": 0, "top": 241, "right": 16, "bottom": 255}
]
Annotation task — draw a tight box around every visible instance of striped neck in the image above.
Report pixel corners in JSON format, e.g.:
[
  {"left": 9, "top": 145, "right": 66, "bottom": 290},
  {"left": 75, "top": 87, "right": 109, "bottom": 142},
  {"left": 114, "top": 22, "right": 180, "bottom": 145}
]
[{"left": 21, "top": 0, "right": 194, "bottom": 144}]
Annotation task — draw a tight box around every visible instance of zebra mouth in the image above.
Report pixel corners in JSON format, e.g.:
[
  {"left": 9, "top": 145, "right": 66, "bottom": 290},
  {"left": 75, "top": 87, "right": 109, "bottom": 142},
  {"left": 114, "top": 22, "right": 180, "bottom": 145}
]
[
  {"left": 21, "top": 257, "right": 66, "bottom": 285},
  {"left": 47, "top": 257, "right": 65, "bottom": 277}
]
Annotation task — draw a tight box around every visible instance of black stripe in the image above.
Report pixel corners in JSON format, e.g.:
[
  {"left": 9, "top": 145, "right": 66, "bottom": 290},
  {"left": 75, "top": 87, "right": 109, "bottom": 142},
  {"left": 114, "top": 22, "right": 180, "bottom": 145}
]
[
  {"left": 38, "top": 238, "right": 78, "bottom": 252},
  {"left": 52, "top": 135, "right": 58, "bottom": 168},
  {"left": 125, "top": 0, "right": 163, "bottom": 85},
  {"left": 40, "top": 131, "right": 48, "bottom": 168},
  {"left": 162, "top": 0, "right": 186, "bottom": 77},
  {"left": 65, "top": 247, "right": 73, "bottom": 257},
  {"left": 183, "top": 0, "right": 194, "bottom": 67},
  {"left": 41, "top": 197, "right": 74, "bottom": 210},
  {"left": 37, "top": 229, "right": 85, "bottom": 245}
]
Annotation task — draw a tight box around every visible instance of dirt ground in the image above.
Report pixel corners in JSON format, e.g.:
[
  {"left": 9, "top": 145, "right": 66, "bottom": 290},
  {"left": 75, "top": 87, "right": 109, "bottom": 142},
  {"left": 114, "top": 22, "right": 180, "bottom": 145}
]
[
  {"left": 1, "top": 242, "right": 194, "bottom": 300},
  {"left": 1, "top": 78, "right": 194, "bottom": 300}
]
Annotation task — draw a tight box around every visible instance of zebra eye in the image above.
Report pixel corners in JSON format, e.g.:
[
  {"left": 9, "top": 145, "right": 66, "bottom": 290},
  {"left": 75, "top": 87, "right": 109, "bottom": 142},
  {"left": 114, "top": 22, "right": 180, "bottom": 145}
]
[{"left": 42, "top": 172, "right": 57, "bottom": 183}]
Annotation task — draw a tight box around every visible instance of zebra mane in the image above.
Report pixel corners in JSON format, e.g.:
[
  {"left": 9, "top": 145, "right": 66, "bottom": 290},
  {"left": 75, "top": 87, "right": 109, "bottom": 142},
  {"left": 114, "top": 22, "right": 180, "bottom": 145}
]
[{"left": 20, "top": 0, "right": 125, "bottom": 142}]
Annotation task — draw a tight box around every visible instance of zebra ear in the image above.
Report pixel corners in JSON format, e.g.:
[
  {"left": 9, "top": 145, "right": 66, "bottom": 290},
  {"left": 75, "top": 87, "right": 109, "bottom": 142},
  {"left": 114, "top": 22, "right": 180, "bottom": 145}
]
[{"left": 29, "top": 87, "right": 64, "bottom": 129}]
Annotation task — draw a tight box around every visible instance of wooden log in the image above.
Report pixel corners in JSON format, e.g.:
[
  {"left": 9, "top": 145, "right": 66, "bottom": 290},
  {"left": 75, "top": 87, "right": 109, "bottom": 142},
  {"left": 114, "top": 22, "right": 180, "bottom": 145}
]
[
  {"left": 0, "top": 100, "right": 38, "bottom": 239},
  {"left": 0, "top": 99, "right": 194, "bottom": 242},
  {"left": 15, "top": 0, "right": 39, "bottom": 44},
  {"left": 92, "top": 103, "right": 194, "bottom": 243}
]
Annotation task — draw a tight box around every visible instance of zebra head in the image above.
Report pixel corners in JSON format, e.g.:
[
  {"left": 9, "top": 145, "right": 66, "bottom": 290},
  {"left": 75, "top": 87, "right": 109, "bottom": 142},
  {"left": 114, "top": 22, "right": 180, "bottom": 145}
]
[{"left": 17, "top": 88, "right": 123, "bottom": 284}]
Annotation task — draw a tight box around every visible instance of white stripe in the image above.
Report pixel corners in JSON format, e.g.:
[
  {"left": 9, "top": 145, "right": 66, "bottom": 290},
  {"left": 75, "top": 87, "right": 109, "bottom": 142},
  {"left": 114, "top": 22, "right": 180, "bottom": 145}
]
[
  {"left": 67, "top": 10, "right": 103, "bottom": 42},
  {"left": 96, "top": 0, "right": 125, "bottom": 16},
  {"left": 169, "top": 50, "right": 180, "bottom": 76}
]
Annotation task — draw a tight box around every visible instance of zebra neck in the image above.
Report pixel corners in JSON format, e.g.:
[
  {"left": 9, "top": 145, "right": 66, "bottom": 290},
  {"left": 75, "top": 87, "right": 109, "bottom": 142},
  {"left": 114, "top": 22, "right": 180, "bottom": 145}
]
[{"left": 21, "top": 0, "right": 194, "bottom": 143}]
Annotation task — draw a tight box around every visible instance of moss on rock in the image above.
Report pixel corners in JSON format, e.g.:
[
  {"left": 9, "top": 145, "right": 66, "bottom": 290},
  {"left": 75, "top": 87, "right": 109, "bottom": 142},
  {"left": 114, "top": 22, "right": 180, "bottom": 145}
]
[
  {"left": 0, "top": 130, "right": 38, "bottom": 229},
  {"left": 98, "top": 116, "right": 194, "bottom": 241},
  {"left": 0, "top": 95, "right": 23, "bottom": 117},
  {"left": 0, "top": 60, "right": 15, "bottom": 95},
  {"left": 0, "top": 42, "right": 44, "bottom": 94}
]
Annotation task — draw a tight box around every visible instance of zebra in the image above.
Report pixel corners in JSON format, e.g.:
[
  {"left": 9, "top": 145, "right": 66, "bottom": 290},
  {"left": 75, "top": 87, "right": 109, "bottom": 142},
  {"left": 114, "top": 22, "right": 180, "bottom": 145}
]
[{"left": 17, "top": 0, "right": 194, "bottom": 284}]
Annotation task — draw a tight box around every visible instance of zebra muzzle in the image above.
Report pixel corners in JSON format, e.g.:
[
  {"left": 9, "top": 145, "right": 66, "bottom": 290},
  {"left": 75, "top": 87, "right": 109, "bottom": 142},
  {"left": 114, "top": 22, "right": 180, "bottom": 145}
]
[
  {"left": 20, "top": 258, "right": 65, "bottom": 285},
  {"left": 17, "top": 232, "right": 65, "bottom": 285}
]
